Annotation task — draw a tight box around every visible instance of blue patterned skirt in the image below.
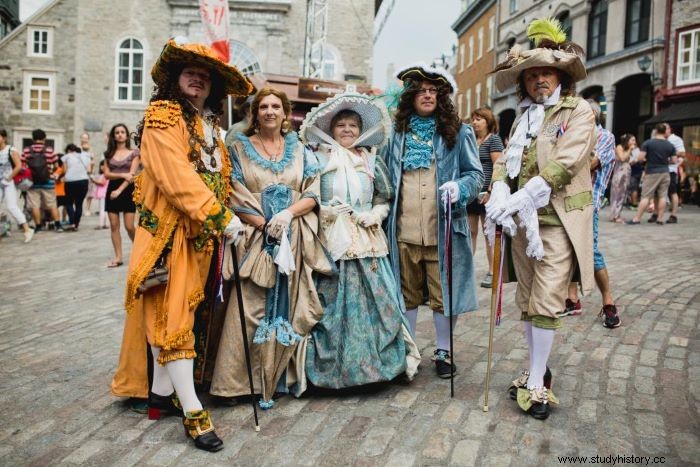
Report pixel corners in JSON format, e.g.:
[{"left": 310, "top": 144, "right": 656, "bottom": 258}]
[{"left": 306, "top": 256, "right": 409, "bottom": 388}]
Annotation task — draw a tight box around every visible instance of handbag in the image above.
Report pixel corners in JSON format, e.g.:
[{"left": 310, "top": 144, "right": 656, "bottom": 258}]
[
  {"left": 136, "top": 250, "right": 169, "bottom": 295},
  {"left": 7, "top": 146, "right": 33, "bottom": 191}
]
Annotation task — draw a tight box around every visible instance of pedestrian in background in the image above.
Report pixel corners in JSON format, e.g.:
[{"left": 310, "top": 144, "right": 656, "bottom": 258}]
[
  {"left": 91, "top": 160, "right": 109, "bottom": 229},
  {"left": 103, "top": 123, "right": 139, "bottom": 267},
  {"left": 0, "top": 128, "right": 34, "bottom": 242},
  {"left": 627, "top": 123, "right": 676, "bottom": 225},
  {"left": 62, "top": 143, "right": 92, "bottom": 231},
  {"left": 662, "top": 123, "right": 685, "bottom": 223},
  {"left": 22, "top": 129, "right": 63, "bottom": 232},
  {"left": 609, "top": 134, "right": 636, "bottom": 223},
  {"left": 80, "top": 133, "right": 97, "bottom": 216},
  {"left": 467, "top": 107, "right": 504, "bottom": 289}
]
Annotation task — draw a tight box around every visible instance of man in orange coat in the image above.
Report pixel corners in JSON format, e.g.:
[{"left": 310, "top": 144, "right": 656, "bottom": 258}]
[{"left": 113, "top": 38, "right": 252, "bottom": 452}]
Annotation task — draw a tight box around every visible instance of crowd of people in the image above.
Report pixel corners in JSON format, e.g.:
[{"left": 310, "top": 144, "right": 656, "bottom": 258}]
[{"left": 0, "top": 16, "right": 695, "bottom": 453}]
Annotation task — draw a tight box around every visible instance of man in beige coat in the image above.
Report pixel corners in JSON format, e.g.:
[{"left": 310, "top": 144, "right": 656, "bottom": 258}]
[{"left": 485, "top": 18, "right": 596, "bottom": 420}]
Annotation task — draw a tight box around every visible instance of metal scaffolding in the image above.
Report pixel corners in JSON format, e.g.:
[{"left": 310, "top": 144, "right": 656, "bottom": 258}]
[{"left": 302, "top": 0, "right": 329, "bottom": 78}]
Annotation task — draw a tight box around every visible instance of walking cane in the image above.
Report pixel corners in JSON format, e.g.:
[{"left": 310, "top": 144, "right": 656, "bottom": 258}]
[
  {"left": 230, "top": 244, "right": 261, "bottom": 432},
  {"left": 443, "top": 195, "right": 455, "bottom": 398},
  {"left": 483, "top": 225, "right": 503, "bottom": 412}
]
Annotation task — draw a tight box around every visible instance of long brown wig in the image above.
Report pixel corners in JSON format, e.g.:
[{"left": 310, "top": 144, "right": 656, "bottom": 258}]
[
  {"left": 134, "top": 63, "right": 226, "bottom": 148},
  {"left": 394, "top": 80, "right": 461, "bottom": 149}
]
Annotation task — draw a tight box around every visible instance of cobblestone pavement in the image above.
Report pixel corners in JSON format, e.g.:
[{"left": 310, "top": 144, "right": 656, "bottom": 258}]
[{"left": 1, "top": 205, "right": 698, "bottom": 467}]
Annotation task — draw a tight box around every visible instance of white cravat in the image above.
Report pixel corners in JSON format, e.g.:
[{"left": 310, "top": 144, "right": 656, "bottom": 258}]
[{"left": 505, "top": 85, "right": 561, "bottom": 179}]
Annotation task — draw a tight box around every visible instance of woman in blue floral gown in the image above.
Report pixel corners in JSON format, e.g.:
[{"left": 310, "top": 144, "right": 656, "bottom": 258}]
[{"left": 299, "top": 93, "right": 420, "bottom": 389}]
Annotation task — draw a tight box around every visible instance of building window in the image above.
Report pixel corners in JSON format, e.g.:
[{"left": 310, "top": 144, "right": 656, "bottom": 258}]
[
  {"left": 625, "top": 0, "right": 651, "bottom": 47},
  {"left": 489, "top": 16, "right": 495, "bottom": 51},
  {"left": 23, "top": 72, "right": 55, "bottom": 114},
  {"left": 486, "top": 76, "right": 493, "bottom": 105},
  {"left": 27, "top": 27, "right": 53, "bottom": 57},
  {"left": 311, "top": 44, "right": 339, "bottom": 80},
  {"left": 466, "top": 88, "right": 472, "bottom": 116},
  {"left": 476, "top": 82, "right": 482, "bottom": 109},
  {"left": 677, "top": 28, "right": 700, "bottom": 85},
  {"left": 230, "top": 40, "right": 262, "bottom": 76},
  {"left": 459, "top": 43, "right": 465, "bottom": 73},
  {"left": 587, "top": 0, "right": 607, "bottom": 59},
  {"left": 468, "top": 36, "right": 474, "bottom": 66},
  {"left": 509, "top": 0, "right": 518, "bottom": 14},
  {"left": 478, "top": 27, "right": 484, "bottom": 60},
  {"left": 115, "top": 38, "right": 144, "bottom": 103},
  {"left": 0, "top": 18, "right": 9, "bottom": 39},
  {"left": 556, "top": 11, "right": 572, "bottom": 41}
]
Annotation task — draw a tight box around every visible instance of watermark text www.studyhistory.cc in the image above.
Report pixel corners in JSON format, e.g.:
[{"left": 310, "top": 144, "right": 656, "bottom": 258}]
[{"left": 557, "top": 454, "right": 665, "bottom": 465}]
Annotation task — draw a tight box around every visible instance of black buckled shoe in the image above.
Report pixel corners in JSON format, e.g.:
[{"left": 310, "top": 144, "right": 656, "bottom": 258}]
[
  {"left": 433, "top": 349, "right": 457, "bottom": 379},
  {"left": 526, "top": 387, "right": 551, "bottom": 420},
  {"left": 183, "top": 410, "right": 224, "bottom": 452},
  {"left": 148, "top": 391, "right": 182, "bottom": 420},
  {"left": 509, "top": 367, "right": 552, "bottom": 400}
]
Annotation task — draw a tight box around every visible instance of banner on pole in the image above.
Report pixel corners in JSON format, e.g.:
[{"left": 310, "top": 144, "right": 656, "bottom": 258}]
[{"left": 198, "top": 0, "right": 230, "bottom": 62}]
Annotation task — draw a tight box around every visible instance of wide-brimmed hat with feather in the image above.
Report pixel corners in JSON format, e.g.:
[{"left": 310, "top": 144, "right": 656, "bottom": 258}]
[
  {"left": 151, "top": 37, "right": 254, "bottom": 97},
  {"left": 492, "top": 17, "right": 586, "bottom": 92}
]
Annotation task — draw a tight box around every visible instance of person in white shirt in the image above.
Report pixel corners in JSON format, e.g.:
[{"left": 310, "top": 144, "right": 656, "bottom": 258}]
[
  {"left": 62, "top": 143, "right": 93, "bottom": 230},
  {"left": 663, "top": 123, "right": 685, "bottom": 223}
]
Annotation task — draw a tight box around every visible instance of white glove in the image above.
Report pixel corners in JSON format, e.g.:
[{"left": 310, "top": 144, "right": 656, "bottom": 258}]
[
  {"left": 223, "top": 215, "right": 243, "bottom": 245},
  {"left": 354, "top": 203, "right": 389, "bottom": 228},
  {"left": 485, "top": 181, "right": 511, "bottom": 221},
  {"left": 267, "top": 209, "right": 293, "bottom": 240},
  {"left": 355, "top": 211, "right": 380, "bottom": 228},
  {"left": 484, "top": 216, "right": 518, "bottom": 246},
  {"left": 495, "top": 176, "right": 551, "bottom": 224},
  {"left": 439, "top": 181, "right": 460, "bottom": 204},
  {"left": 0, "top": 178, "right": 11, "bottom": 187}
]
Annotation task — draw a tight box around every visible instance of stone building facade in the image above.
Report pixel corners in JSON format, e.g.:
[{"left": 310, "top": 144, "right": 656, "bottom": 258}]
[
  {"left": 0, "top": 0, "right": 374, "bottom": 155},
  {"left": 452, "top": 0, "right": 498, "bottom": 121},
  {"left": 492, "top": 0, "right": 666, "bottom": 141},
  {"left": 651, "top": 0, "right": 700, "bottom": 170},
  {"left": 0, "top": 0, "right": 19, "bottom": 40}
]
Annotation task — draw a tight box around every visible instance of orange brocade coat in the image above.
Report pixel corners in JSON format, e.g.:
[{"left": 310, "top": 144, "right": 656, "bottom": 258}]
[{"left": 114, "top": 99, "right": 233, "bottom": 391}]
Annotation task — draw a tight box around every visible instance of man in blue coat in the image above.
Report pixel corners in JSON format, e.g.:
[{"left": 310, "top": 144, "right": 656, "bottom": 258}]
[{"left": 383, "top": 63, "right": 483, "bottom": 378}]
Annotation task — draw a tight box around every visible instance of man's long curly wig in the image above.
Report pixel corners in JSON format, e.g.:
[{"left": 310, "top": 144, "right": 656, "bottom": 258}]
[
  {"left": 134, "top": 63, "right": 226, "bottom": 147},
  {"left": 393, "top": 79, "right": 461, "bottom": 149}
]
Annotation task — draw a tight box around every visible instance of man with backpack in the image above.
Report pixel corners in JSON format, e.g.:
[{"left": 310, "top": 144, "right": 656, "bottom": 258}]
[{"left": 21, "top": 129, "right": 63, "bottom": 232}]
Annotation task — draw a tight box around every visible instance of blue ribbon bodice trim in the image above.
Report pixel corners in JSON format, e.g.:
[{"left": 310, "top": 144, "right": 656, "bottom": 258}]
[
  {"left": 403, "top": 115, "right": 436, "bottom": 171},
  {"left": 237, "top": 132, "right": 298, "bottom": 173}
]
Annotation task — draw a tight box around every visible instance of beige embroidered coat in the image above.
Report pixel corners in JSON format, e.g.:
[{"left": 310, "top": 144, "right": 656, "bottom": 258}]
[{"left": 493, "top": 96, "right": 597, "bottom": 294}]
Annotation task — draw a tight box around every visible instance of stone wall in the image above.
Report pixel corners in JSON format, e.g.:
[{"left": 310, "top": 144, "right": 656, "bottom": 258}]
[{"left": 0, "top": 0, "right": 78, "bottom": 150}]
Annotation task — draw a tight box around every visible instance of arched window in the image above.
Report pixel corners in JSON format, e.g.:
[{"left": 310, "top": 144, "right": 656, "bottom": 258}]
[
  {"left": 230, "top": 40, "right": 262, "bottom": 76},
  {"left": 556, "top": 11, "right": 572, "bottom": 41},
  {"left": 311, "top": 44, "right": 339, "bottom": 80},
  {"left": 587, "top": 0, "right": 607, "bottom": 59},
  {"left": 115, "top": 38, "right": 144, "bottom": 102}
]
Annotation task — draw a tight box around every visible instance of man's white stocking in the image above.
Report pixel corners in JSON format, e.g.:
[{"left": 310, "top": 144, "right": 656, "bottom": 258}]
[
  {"left": 150, "top": 346, "right": 174, "bottom": 396},
  {"left": 528, "top": 326, "right": 554, "bottom": 389},
  {"left": 165, "top": 357, "right": 203, "bottom": 413},
  {"left": 434, "top": 311, "right": 458, "bottom": 351},
  {"left": 405, "top": 308, "right": 418, "bottom": 336}
]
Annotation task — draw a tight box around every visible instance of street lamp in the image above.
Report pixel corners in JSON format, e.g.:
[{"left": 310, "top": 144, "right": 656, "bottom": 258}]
[{"left": 637, "top": 55, "right": 652, "bottom": 72}]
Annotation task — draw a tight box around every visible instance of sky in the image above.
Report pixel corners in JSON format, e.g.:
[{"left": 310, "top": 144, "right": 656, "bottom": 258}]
[
  {"left": 372, "top": 0, "right": 460, "bottom": 89},
  {"left": 20, "top": 0, "right": 50, "bottom": 21}
]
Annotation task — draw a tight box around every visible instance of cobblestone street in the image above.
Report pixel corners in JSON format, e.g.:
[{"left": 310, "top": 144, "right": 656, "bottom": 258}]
[{"left": 1, "top": 206, "right": 698, "bottom": 466}]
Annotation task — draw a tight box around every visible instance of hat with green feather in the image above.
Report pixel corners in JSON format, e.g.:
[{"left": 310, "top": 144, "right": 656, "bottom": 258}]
[{"left": 492, "top": 17, "right": 586, "bottom": 92}]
